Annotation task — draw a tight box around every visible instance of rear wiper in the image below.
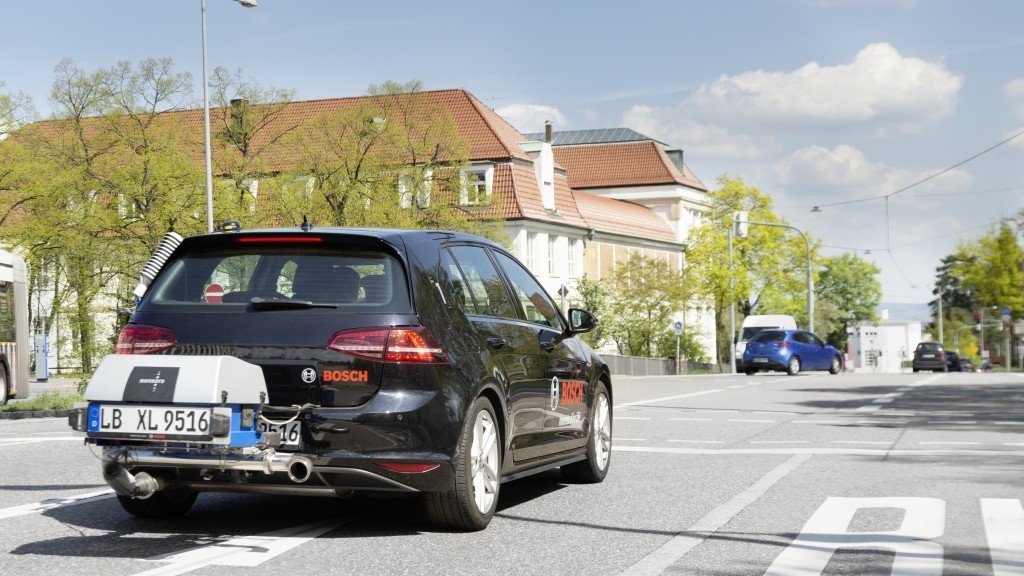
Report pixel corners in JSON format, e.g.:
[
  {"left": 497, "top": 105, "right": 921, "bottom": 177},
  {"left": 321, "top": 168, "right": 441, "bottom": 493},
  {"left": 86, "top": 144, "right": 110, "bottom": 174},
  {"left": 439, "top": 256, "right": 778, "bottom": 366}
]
[{"left": 249, "top": 297, "right": 338, "bottom": 310}]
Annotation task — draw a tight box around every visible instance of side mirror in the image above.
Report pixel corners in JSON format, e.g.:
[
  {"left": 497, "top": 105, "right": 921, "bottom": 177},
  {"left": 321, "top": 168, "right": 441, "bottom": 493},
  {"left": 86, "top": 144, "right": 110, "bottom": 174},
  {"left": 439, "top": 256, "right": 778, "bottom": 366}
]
[{"left": 568, "top": 308, "right": 598, "bottom": 333}]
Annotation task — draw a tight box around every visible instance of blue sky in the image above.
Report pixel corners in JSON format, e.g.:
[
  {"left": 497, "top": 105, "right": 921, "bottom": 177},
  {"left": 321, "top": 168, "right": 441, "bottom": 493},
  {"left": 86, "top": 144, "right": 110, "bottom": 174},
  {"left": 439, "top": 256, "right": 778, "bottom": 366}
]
[{"left": 4, "top": 0, "right": 1024, "bottom": 311}]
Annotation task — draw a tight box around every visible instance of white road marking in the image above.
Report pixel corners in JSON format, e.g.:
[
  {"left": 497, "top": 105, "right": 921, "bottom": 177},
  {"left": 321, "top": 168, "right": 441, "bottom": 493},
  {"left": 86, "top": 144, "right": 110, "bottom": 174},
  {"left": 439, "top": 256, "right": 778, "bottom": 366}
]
[
  {"left": 750, "top": 441, "right": 810, "bottom": 445},
  {"left": 982, "top": 499, "right": 1024, "bottom": 576},
  {"left": 791, "top": 420, "right": 842, "bottom": 425},
  {"left": 856, "top": 405, "right": 882, "bottom": 412},
  {"left": 667, "top": 417, "right": 713, "bottom": 422},
  {"left": 927, "top": 421, "right": 977, "bottom": 425},
  {"left": 855, "top": 420, "right": 908, "bottom": 425},
  {"left": 0, "top": 437, "right": 83, "bottom": 446},
  {"left": 727, "top": 385, "right": 745, "bottom": 389},
  {"left": 764, "top": 497, "right": 945, "bottom": 575},
  {"left": 755, "top": 411, "right": 796, "bottom": 416},
  {"left": 728, "top": 419, "right": 776, "bottom": 424},
  {"left": 624, "top": 453, "right": 811, "bottom": 576},
  {"left": 897, "top": 387, "right": 914, "bottom": 391},
  {"left": 615, "top": 417, "right": 652, "bottom": 421},
  {"left": 667, "top": 439, "right": 725, "bottom": 444},
  {"left": 618, "top": 388, "right": 725, "bottom": 408},
  {"left": 614, "top": 446, "right": 1024, "bottom": 456},
  {"left": 919, "top": 441, "right": 981, "bottom": 446},
  {"left": 0, "top": 489, "right": 114, "bottom": 520},
  {"left": 995, "top": 422, "right": 1024, "bottom": 426},
  {"left": 137, "top": 518, "right": 350, "bottom": 575},
  {"left": 613, "top": 438, "right": 648, "bottom": 441},
  {"left": 831, "top": 441, "right": 891, "bottom": 445},
  {"left": 873, "top": 398, "right": 895, "bottom": 404}
]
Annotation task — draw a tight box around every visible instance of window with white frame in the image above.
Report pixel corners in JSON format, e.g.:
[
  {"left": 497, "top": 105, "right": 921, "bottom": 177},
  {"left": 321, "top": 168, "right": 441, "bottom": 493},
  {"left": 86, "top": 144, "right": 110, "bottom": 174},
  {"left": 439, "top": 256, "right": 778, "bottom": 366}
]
[
  {"left": 568, "top": 239, "right": 580, "bottom": 277},
  {"left": 547, "top": 235, "right": 558, "bottom": 276},
  {"left": 398, "top": 169, "right": 432, "bottom": 209},
  {"left": 526, "top": 232, "right": 537, "bottom": 270},
  {"left": 460, "top": 165, "right": 493, "bottom": 205}
]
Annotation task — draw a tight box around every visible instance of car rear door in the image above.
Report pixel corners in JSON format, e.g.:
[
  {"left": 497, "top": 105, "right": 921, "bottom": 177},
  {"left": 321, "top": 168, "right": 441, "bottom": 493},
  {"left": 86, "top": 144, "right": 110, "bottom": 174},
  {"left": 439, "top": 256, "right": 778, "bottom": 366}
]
[{"left": 489, "top": 250, "right": 588, "bottom": 458}]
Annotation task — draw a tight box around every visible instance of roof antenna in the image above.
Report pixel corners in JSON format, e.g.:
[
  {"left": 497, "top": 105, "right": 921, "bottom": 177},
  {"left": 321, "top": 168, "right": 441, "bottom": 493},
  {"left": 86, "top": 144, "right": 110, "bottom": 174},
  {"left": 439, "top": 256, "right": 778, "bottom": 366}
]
[{"left": 300, "top": 215, "right": 312, "bottom": 232}]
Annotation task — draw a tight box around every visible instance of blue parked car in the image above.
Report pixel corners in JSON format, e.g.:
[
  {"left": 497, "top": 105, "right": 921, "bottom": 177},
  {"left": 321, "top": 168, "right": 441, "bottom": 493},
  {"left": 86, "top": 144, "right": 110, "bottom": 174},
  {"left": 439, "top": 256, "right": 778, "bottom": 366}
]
[{"left": 742, "top": 329, "right": 843, "bottom": 376}]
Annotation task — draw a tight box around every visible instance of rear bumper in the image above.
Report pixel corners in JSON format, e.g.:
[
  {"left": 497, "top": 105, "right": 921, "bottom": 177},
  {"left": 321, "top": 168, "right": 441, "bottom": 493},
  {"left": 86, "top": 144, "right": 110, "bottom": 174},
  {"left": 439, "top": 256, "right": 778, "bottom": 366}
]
[{"left": 115, "top": 446, "right": 456, "bottom": 493}]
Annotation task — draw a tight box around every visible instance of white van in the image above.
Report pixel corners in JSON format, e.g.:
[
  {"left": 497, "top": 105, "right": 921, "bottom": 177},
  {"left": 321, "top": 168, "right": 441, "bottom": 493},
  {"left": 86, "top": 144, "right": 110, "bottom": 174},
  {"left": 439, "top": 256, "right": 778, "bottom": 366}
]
[{"left": 735, "top": 314, "right": 798, "bottom": 368}]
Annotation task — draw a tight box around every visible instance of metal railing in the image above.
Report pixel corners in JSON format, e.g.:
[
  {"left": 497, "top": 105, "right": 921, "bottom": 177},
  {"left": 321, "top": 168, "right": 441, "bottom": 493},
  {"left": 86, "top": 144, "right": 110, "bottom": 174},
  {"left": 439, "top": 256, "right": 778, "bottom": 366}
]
[{"left": 601, "top": 354, "right": 730, "bottom": 376}]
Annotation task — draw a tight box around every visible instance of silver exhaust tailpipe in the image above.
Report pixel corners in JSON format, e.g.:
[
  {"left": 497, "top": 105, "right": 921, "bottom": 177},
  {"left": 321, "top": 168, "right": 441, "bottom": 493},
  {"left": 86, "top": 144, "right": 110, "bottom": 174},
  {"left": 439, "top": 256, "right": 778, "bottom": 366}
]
[
  {"left": 287, "top": 456, "right": 313, "bottom": 483},
  {"left": 102, "top": 448, "right": 166, "bottom": 499},
  {"left": 102, "top": 448, "right": 315, "bottom": 493}
]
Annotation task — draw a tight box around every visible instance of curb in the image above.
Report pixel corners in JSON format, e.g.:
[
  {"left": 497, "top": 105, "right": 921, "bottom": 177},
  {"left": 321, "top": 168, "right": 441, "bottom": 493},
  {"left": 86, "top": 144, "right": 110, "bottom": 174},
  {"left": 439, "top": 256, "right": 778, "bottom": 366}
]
[{"left": 0, "top": 409, "right": 72, "bottom": 420}]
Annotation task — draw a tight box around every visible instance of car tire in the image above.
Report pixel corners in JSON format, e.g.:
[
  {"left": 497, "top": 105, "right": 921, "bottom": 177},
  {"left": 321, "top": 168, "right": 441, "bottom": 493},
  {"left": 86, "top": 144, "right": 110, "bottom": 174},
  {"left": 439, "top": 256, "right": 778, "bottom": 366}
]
[
  {"left": 0, "top": 365, "right": 8, "bottom": 406},
  {"left": 562, "top": 381, "right": 612, "bottom": 483},
  {"left": 744, "top": 369, "right": 756, "bottom": 376},
  {"left": 425, "top": 397, "right": 500, "bottom": 531},
  {"left": 913, "top": 368, "right": 919, "bottom": 373},
  {"left": 116, "top": 486, "right": 197, "bottom": 519},
  {"left": 787, "top": 356, "right": 801, "bottom": 376},
  {"left": 829, "top": 356, "right": 841, "bottom": 375}
]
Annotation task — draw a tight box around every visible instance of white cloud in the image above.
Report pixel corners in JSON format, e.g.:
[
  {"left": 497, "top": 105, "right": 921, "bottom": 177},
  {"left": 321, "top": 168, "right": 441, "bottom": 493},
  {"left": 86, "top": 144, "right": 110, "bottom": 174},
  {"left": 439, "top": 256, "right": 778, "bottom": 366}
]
[
  {"left": 690, "top": 43, "right": 962, "bottom": 131},
  {"left": 1004, "top": 78, "right": 1024, "bottom": 118},
  {"left": 623, "top": 106, "right": 774, "bottom": 159},
  {"left": 773, "top": 143, "right": 973, "bottom": 203},
  {"left": 495, "top": 103, "right": 567, "bottom": 133},
  {"left": 620, "top": 43, "right": 963, "bottom": 160}
]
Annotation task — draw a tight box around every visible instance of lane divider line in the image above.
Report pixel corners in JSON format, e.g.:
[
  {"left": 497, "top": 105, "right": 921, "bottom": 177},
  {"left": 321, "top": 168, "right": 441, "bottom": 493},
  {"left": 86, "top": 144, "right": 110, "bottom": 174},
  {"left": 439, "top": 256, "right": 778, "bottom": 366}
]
[
  {"left": 0, "top": 489, "right": 114, "bottom": 520},
  {"left": 624, "top": 453, "right": 811, "bottom": 576}
]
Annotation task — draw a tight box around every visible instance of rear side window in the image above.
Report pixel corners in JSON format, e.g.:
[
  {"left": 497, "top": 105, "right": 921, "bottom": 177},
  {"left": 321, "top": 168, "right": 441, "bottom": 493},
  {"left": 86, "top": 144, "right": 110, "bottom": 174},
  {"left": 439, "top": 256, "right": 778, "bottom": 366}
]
[
  {"left": 443, "top": 246, "right": 517, "bottom": 319},
  {"left": 144, "top": 245, "right": 411, "bottom": 312},
  {"left": 751, "top": 330, "right": 785, "bottom": 343}
]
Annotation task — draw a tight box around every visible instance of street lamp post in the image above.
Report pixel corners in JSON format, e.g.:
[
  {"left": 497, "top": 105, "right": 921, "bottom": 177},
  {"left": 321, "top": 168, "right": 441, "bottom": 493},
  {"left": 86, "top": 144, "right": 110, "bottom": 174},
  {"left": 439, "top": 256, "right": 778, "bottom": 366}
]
[
  {"left": 201, "top": 0, "right": 257, "bottom": 233},
  {"left": 736, "top": 219, "right": 815, "bottom": 333}
]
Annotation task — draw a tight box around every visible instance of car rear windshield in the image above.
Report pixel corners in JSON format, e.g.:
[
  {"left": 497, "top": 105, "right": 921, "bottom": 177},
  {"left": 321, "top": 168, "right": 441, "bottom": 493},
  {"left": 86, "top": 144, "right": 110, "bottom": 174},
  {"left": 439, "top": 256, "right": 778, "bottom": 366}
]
[
  {"left": 750, "top": 330, "right": 786, "bottom": 342},
  {"left": 142, "top": 245, "right": 412, "bottom": 313},
  {"left": 917, "top": 343, "right": 942, "bottom": 352}
]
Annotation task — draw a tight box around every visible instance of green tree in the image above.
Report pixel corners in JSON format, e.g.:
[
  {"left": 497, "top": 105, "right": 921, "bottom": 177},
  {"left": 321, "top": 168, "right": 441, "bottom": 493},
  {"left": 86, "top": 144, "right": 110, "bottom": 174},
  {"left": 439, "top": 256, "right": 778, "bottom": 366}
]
[
  {"left": 209, "top": 66, "right": 298, "bottom": 226},
  {"left": 684, "top": 175, "right": 819, "bottom": 362},
  {"left": 287, "top": 80, "right": 506, "bottom": 241},
  {"left": 604, "top": 253, "right": 690, "bottom": 357},
  {"left": 816, "top": 253, "right": 881, "bottom": 351},
  {"left": 956, "top": 222, "right": 1024, "bottom": 319}
]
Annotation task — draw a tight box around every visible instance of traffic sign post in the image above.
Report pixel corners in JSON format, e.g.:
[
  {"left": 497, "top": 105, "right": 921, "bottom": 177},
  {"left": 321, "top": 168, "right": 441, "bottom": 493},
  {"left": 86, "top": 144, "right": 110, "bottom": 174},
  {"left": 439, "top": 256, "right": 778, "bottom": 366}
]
[{"left": 674, "top": 321, "right": 683, "bottom": 375}]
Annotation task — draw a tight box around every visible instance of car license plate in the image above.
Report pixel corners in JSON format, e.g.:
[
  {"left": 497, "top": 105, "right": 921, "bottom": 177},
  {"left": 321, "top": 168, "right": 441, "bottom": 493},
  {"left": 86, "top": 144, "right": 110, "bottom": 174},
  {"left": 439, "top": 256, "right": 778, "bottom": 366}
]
[
  {"left": 754, "top": 357, "right": 768, "bottom": 363},
  {"left": 922, "top": 354, "right": 935, "bottom": 358},
  {"left": 87, "top": 404, "right": 211, "bottom": 441},
  {"left": 258, "top": 420, "right": 302, "bottom": 449}
]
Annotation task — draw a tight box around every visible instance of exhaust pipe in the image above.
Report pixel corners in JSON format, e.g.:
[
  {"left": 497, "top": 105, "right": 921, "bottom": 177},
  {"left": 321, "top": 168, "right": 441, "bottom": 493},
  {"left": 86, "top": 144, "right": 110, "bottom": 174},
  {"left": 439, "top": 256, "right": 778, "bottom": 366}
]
[
  {"left": 102, "top": 448, "right": 315, "bottom": 491},
  {"left": 287, "top": 456, "right": 313, "bottom": 483},
  {"left": 102, "top": 448, "right": 166, "bottom": 499}
]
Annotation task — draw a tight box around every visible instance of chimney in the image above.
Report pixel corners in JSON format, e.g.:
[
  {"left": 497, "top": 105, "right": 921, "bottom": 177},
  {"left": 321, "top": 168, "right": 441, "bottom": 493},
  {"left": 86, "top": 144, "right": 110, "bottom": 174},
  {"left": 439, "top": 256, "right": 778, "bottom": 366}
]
[
  {"left": 544, "top": 120, "right": 553, "bottom": 143},
  {"left": 230, "top": 98, "right": 249, "bottom": 123}
]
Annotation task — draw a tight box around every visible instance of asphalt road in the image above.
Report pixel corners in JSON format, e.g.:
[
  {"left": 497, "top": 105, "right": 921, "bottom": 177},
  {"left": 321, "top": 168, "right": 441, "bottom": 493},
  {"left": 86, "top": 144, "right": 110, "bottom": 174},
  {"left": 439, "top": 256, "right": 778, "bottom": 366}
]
[{"left": 2, "top": 369, "right": 1024, "bottom": 575}]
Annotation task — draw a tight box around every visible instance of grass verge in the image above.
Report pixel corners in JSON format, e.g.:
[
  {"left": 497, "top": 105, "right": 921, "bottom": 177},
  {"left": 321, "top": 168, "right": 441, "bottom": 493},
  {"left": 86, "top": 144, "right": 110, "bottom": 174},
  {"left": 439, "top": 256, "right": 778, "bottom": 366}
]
[{"left": 1, "top": 391, "right": 84, "bottom": 412}]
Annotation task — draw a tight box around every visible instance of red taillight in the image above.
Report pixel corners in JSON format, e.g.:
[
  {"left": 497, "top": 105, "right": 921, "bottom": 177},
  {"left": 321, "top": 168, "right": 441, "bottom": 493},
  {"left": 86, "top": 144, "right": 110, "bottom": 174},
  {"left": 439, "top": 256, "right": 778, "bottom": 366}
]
[
  {"left": 236, "top": 236, "right": 323, "bottom": 244},
  {"left": 376, "top": 462, "right": 440, "bottom": 474},
  {"left": 116, "top": 324, "right": 176, "bottom": 354},
  {"left": 327, "top": 327, "right": 447, "bottom": 364},
  {"left": 774, "top": 341, "right": 791, "bottom": 349}
]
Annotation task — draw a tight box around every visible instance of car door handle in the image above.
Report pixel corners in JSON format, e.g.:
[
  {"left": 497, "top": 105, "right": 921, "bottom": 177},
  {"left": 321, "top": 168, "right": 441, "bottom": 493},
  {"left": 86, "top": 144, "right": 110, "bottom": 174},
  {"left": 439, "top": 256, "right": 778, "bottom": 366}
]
[
  {"left": 539, "top": 341, "right": 556, "bottom": 352},
  {"left": 486, "top": 337, "right": 506, "bottom": 350}
]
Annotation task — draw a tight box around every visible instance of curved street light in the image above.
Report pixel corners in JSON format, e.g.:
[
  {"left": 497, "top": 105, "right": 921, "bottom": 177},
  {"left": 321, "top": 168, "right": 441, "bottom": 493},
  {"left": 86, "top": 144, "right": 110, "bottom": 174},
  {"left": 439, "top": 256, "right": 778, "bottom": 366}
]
[{"left": 201, "top": 0, "right": 258, "bottom": 232}]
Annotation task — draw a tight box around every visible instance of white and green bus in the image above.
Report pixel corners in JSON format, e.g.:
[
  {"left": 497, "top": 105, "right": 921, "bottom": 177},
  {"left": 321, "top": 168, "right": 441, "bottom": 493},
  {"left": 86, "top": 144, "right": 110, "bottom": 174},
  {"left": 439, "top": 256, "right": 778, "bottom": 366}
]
[{"left": 0, "top": 249, "right": 29, "bottom": 404}]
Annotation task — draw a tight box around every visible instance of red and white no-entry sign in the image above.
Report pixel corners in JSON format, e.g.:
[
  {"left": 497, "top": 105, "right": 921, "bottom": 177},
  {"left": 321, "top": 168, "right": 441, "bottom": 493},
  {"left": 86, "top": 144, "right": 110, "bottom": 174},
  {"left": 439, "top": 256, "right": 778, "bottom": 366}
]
[{"left": 205, "top": 283, "right": 224, "bottom": 304}]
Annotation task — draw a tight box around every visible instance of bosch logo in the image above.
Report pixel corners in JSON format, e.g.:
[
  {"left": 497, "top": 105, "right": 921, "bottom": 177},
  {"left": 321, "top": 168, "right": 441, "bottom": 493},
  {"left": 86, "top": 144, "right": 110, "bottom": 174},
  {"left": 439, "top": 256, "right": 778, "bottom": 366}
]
[{"left": 300, "top": 368, "right": 317, "bottom": 384}]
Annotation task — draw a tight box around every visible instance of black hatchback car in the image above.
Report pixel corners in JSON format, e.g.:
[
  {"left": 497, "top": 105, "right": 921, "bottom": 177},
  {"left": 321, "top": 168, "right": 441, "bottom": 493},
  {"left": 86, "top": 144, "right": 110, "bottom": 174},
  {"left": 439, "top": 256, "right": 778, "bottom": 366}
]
[{"left": 71, "top": 226, "right": 611, "bottom": 531}]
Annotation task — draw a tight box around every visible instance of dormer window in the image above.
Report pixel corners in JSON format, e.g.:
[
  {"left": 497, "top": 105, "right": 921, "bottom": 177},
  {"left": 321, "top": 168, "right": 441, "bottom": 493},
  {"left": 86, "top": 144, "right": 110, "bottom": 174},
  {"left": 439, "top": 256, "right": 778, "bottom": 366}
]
[{"left": 460, "top": 165, "right": 493, "bottom": 205}]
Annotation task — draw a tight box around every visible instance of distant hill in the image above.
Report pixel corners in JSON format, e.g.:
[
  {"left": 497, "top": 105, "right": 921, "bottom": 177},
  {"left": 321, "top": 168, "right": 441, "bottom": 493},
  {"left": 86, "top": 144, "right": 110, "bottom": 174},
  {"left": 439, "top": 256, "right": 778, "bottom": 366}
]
[{"left": 880, "top": 302, "right": 931, "bottom": 323}]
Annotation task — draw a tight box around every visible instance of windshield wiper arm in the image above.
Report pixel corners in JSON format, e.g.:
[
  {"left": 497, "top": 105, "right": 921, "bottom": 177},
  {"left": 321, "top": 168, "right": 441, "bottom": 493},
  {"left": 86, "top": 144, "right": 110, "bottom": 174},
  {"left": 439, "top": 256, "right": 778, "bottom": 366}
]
[{"left": 249, "top": 297, "right": 338, "bottom": 310}]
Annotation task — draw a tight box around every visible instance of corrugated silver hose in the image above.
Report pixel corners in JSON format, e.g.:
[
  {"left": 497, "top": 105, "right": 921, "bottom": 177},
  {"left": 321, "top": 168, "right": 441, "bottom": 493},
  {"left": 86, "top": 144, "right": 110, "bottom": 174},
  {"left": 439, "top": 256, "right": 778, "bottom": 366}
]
[{"left": 133, "top": 231, "right": 183, "bottom": 298}]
